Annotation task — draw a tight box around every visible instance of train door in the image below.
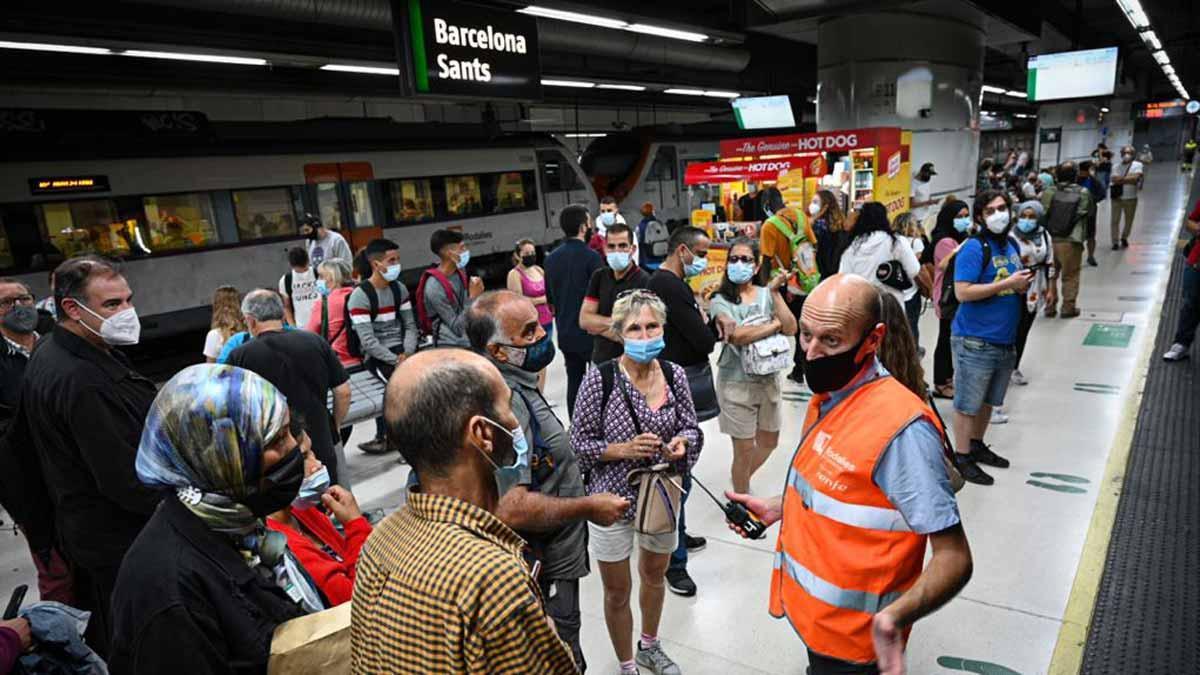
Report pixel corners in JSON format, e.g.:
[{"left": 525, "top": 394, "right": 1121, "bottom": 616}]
[
  {"left": 537, "top": 149, "right": 585, "bottom": 233},
  {"left": 645, "top": 144, "right": 681, "bottom": 220},
  {"left": 303, "top": 162, "right": 381, "bottom": 255}
]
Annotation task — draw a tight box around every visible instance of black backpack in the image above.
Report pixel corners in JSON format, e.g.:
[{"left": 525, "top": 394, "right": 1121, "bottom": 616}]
[
  {"left": 598, "top": 358, "right": 677, "bottom": 412},
  {"left": 1044, "top": 185, "right": 1083, "bottom": 238},
  {"left": 938, "top": 236, "right": 991, "bottom": 318},
  {"left": 344, "top": 280, "right": 407, "bottom": 359}
]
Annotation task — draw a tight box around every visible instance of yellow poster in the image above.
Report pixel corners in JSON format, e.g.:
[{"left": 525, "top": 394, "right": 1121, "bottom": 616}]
[
  {"left": 691, "top": 209, "right": 715, "bottom": 236},
  {"left": 874, "top": 134, "right": 912, "bottom": 221},
  {"left": 776, "top": 169, "right": 806, "bottom": 211},
  {"left": 688, "top": 245, "right": 728, "bottom": 294}
]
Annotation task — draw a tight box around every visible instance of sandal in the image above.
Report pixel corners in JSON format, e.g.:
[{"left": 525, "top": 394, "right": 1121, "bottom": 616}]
[{"left": 932, "top": 384, "right": 955, "bottom": 399}]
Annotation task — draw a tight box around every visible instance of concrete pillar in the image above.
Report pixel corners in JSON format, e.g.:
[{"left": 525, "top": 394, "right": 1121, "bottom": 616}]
[{"left": 816, "top": 1, "right": 985, "bottom": 200}]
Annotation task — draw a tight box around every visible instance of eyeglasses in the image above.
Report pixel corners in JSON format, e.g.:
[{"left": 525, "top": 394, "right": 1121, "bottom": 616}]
[
  {"left": 0, "top": 294, "right": 34, "bottom": 311},
  {"left": 727, "top": 255, "right": 755, "bottom": 264}
]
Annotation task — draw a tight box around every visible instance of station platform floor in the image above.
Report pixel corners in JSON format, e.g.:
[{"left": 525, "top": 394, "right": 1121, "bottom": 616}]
[{"left": 0, "top": 163, "right": 1192, "bottom": 674}]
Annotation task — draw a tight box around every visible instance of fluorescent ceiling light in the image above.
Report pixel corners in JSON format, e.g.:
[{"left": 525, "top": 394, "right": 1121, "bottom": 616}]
[
  {"left": 625, "top": 23, "right": 708, "bottom": 42},
  {"left": 596, "top": 83, "right": 646, "bottom": 91},
  {"left": 703, "top": 90, "right": 741, "bottom": 98},
  {"left": 1013, "top": 113, "right": 1036, "bottom": 119},
  {"left": 564, "top": 133, "right": 608, "bottom": 138},
  {"left": 1101, "top": 106, "right": 1110, "bottom": 112},
  {"left": 321, "top": 64, "right": 399, "bottom": 75},
  {"left": 1116, "top": 0, "right": 1150, "bottom": 29},
  {"left": 1152, "top": 50, "right": 1170, "bottom": 65},
  {"left": 664, "top": 88, "right": 706, "bottom": 96},
  {"left": 981, "top": 85, "right": 1007, "bottom": 94},
  {"left": 122, "top": 50, "right": 267, "bottom": 65},
  {"left": 1141, "top": 30, "right": 1161, "bottom": 50},
  {"left": 1162, "top": 64, "right": 1175, "bottom": 75},
  {"left": 517, "top": 6, "right": 627, "bottom": 30},
  {"left": 1005, "top": 90, "right": 1027, "bottom": 99},
  {"left": 0, "top": 40, "right": 112, "bottom": 55},
  {"left": 541, "top": 79, "right": 595, "bottom": 88}
]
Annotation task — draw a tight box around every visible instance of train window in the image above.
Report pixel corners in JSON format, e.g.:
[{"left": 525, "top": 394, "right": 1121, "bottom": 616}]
[
  {"left": 491, "top": 172, "right": 529, "bottom": 212},
  {"left": 143, "top": 193, "right": 219, "bottom": 252},
  {"left": 233, "top": 188, "right": 297, "bottom": 240},
  {"left": 347, "top": 182, "right": 375, "bottom": 229},
  {"left": 444, "top": 175, "right": 483, "bottom": 217},
  {"left": 37, "top": 200, "right": 131, "bottom": 258},
  {"left": 389, "top": 179, "right": 435, "bottom": 224},
  {"left": 538, "top": 151, "right": 584, "bottom": 192},
  {"left": 316, "top": 183, "right": 345, "bottom": 231}
]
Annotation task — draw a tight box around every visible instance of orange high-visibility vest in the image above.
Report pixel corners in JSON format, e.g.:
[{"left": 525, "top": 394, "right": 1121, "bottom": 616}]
[{"left": 769, "top": 375, "right": 940, "bottom": 664}]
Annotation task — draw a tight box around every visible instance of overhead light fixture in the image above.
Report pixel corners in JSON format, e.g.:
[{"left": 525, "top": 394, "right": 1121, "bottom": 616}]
[
  {"left": 1101, "top": 106, "right": 1110, "bottom": 112},
  {"left": 0, "top": 40, "right": 112, "bottom": 55},
  {"left": 564, "top": 133, "right": 608, "bottom": 138},
  {"left": 703, "top": 90, "right": 741, "bottom": 98},
  {"left": 517, "top": 5, "right": 627, "bottom": 30},
  {"left": 1151, "top": 50, "right": 1170, "bottom": 65},
  {"left": 541, "top": 79, "right": 595, "bottom": 88},
  {"left": 1141, "top": 30, "right": 1161, "bottom": 50},
  {"left": 1013, "top": 113, "right": 1037, "bottom": 119},
  {"left": 122, "top": 50, "right": 267, "bottom": 65},
  {"left": 664, "top": 88, "right": 706, "bottom": 96},
  {"left": 981, "top": 85, "right": 1006, "bottom": 94},
  {"left": 596, "top": 83, "right": 646, "bottom": 91},
  {"left": 1163, "top": 64, "right": 1175, "bottom": 75},
  {"left": 320, "top": 64, "right": 399, "bottom": 75},
  {"left": 1116, "top": 0, "right": 1150, "bottom": 29},
  {"left": 625, "top": 23, "right": 708, "bottom": 43},
  {"left": 1005, "top": 90, "right": 1027, "bottom": 99}
]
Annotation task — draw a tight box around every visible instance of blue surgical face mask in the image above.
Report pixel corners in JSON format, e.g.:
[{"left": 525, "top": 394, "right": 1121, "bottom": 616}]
[
  {"left": 727, "top": 261, "right": 755, "bottom": 285},
  {"left": 291, "top": 465, "right": 330, "bottom": 510},
  {"left": 606, "top": 251, "right": 632, "bottom": 271},
  {"left": 598, "top": 211, "right": 617, "bottom": 228},
  {"left": 382, "top": 263, "right": 402, "bottom": 282},
  {"left": 475, "top": 419, "right": 529, "bottom": 498},
  {"left": 953, "top": 217, "right": 971, "bottom": 233},
  {"left": 683, "top": 250, "right": 708, "bottom": 278},
  {"left": 315, "top": 279, "right": 330, "bottom": 296},
  {"left": 624, "top": 335, "right": 666, "bottom": 363},
  {"left": 456, "top": 249, "right": 471, "bottom": 270},
  {"left": 1016, "top": 218, "right": 1038, "bottom": 234}
]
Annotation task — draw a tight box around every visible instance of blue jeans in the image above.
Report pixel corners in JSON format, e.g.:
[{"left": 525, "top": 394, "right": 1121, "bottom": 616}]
[
  {"left": 669, "top": 473, "right": 692, "bottom": 571},
  {"left": 1173, "top": 265, "right": 1200, "bottom": 347},
  {"left": 951, "top": 336, "right": 1016, "bottom": 416}
]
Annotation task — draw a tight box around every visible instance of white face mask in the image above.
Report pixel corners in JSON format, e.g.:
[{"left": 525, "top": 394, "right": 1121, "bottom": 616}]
[
  {"left": 808, "top": 201, "right": 821, "bottom": 216},
  {"left": 74, "top": 301, "right": 141, "bottom": 346},
  {"left": 984, "top": 210, "right": 1010, "bottom": 234}
]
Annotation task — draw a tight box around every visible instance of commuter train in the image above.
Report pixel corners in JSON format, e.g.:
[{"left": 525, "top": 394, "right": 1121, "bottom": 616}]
[{"left": 0, "top": 110, "right": 597, "bottom": 342}]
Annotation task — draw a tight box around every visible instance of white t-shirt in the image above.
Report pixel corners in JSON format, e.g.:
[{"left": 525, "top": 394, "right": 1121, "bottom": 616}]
[
  {"left": 1114, "top": 160, "right": 1144, "bottom": 199},
  {"left": 912, "top": 179, "right": 933, "bottom": 222},
  {"left": 838, "top": 231, "right": 923, "bottom": 304},
  {"left": 279, "top": 267, "right": 321, "bottom": 327},
  {"left": 203, "top": 328, "right": 225, "bottom": 359}
]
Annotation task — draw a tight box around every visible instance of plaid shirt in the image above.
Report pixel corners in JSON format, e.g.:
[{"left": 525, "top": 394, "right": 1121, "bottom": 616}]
[{"left": 351, "top": 491, "right": 577, "bottom": 674}]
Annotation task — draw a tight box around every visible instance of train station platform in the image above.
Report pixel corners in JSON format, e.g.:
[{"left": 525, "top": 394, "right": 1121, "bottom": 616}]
[{"left": 0, "top": 165, "right": 1192, "bottom": 674}]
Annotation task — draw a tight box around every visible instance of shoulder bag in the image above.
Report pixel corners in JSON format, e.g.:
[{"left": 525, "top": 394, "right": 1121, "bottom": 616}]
[
  {"left": 616, "top": 366, "right": 685, "bottom": 535},
  {"left": 738, "top": 289, "right": 792, "bottom": 376}
]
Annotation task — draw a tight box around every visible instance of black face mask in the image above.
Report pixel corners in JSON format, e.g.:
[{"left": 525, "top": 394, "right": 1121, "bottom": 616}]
[
  {"left": 2, "top": 305, "right": 38, "bottom": 334},
  {"left": 800, "top": 333, "right": 873, "bottom": 394},
  {"left": 501, "top": 331, "right": 557, "bottom": 373},
  {"left": 306, "top": 228, "right": 321, "bottom": 241},
  {"left": 521, "top": 254, "right": 536, "bottom": 267},
  {"left": 241, "top": 447, "right": 305, "bottom": 518}
]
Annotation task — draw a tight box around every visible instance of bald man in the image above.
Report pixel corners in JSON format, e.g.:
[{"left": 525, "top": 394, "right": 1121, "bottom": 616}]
[
  {"left": 351, "top": 349, "right": 577, "bottom": 674},
  {"left": 727, "top": 275, "right": 972, "bottom": 675}
]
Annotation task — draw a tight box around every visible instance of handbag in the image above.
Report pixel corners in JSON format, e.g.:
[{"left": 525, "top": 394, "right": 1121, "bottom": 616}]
[
  {"left": 1110, "top": 161, "right": 1131, "bottom": 200},
  {"left": 738, "top": 290, "right": 792, "bottom": 376},
  {"left": 268, "top": 602, "right": 352, "bottom": 675},
  {"left": 875, "top": 260, "right": 913, "bottom": 292},
  {"left": 682, "top": 362, "right": 720, "bottom": 422},
  {"left": 613, "top": 373, "right": 685, "bottom": 535}
]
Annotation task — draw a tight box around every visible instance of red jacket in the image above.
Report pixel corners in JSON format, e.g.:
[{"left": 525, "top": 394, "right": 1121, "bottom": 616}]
[{"left": 267, "top": 507, "right": 372, "bottom": 606}]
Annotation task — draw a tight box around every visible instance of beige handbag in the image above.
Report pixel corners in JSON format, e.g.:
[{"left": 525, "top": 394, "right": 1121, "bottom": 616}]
[
  {"left": 268, "top": 602, "right": 352, "bottom": 675},
  {"left": 627, "top": 463, "right": 684, "bottom": 535}
]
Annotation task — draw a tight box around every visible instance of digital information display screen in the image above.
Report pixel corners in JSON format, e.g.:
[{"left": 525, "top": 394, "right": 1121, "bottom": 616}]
[
  {"left": 731, "top": 95, "right": 796, "bottom": 130},
  {"left": 1027, "top": 47, "right": 1118, "bottom": 102}
]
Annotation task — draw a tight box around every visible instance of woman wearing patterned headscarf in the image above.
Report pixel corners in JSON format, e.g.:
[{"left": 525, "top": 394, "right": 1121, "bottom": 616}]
[{"left": 108, "top": 364, "right": 322, "bottom": 675}]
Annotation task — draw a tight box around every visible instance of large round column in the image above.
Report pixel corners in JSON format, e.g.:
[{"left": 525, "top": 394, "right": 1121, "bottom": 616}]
[{"left": 817, "top": 2, "right": 986, "bottom": 200}]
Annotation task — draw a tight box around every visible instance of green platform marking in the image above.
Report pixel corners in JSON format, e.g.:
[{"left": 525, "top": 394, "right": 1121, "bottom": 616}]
[
  {"left": 1029, "top": 472, "right": 1090, "bottom": 484},
  {"left": 1083, "top": 323, "right": 1134, "bottom": 348},
  {"left": 1027, "top": 479, "right": 1088, "bottom": 494},
  {"left": 1117, "top": 295, "right": 1150, "bottom": 302},
  {"left": 937, "top": 656, "right": 1022, "bottom": 674},
  {"left": 1074, "top": 382, "right": 1120, "bottom": 395}
]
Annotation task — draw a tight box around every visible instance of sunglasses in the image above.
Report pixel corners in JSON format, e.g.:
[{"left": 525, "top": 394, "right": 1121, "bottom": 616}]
[
  {"left": 616, "top": 288, "right": 661, "bottom": 301},
  {"left": 727, "top": 255, "right": 755, "bottom": 264}
]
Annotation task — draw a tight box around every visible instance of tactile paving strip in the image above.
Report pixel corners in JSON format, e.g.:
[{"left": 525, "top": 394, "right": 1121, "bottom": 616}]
[{"left": 1080, "top": 254, "right": 1200, "bottom": 674}]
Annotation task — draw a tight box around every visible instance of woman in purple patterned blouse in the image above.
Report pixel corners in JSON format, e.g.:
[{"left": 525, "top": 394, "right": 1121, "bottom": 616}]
[{"left": 569, "top": 289, "right": 702, "bottom": 675}]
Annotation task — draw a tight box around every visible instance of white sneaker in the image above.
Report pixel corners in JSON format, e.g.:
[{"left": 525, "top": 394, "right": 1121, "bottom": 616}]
[
  {"left": 1011, "top": 370, "right": 1029, "bottom": 386},
  {"left": 991, "top": 408, "right": 1009, "bottom": 424},
  {"left": 1163, "top": 343, "right": 1190, "bottom": 361}
]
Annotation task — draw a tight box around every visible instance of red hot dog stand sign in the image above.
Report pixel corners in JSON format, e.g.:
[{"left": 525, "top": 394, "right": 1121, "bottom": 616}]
[
  {"left": 686, "top": 157, "right": 809, "bottom": 184},
  {"left": 720, "top": 127, "right": 902, "bottom": 160}
]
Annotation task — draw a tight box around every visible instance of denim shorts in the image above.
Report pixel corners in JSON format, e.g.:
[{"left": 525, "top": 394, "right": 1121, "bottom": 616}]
[{"left": 951, "top": 336, "right": 1017, "bottom": 415}]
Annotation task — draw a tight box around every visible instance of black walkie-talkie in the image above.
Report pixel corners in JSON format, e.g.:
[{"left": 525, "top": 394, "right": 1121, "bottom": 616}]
[{"left": 690, "top": 475, "right": 768, "bottom": 540}]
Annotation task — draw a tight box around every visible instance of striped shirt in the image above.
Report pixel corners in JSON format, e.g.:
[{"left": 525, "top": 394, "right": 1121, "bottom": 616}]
[
  {"left": 347, "top": 282, "right": 417, "bottom": 363},
  {"left": 351, "top": 491, "right": 578, "bottom": 674}
]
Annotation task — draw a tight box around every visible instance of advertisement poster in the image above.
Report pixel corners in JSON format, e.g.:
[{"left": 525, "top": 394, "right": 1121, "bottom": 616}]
[
  {"left": 873, "top": 132, "right": 912, "bottom": 221},
  {"left": 691, "top": 209, "right": 715, "bottom": 234},
  {"left": 776, "top": 169, "right": 807, "bottom": 211},
  {"left": 687, "top": 246, "right": 728, "bottom": 294}
]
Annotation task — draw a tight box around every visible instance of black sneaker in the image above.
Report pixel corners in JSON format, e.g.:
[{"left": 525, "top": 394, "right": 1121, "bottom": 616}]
[
  {"left": 1121, "top": 238, "right": 1129, "bottom": 248},
  {"left": 665, "top": 568, "right": 696, "bottom": 597},
  {"left": 1087, "top": 256, "right": 1098, "bottom": 267},
  {"left": 684, "top": 535, "right": 706, "bottom": 552},
  {"left": 1111, "top": 243, "right": 1120, "bottom": 251},
  {"left": 970, "top": 440, "right": 1010, "bottom": 468},
  {"left": 358, "top": 437, "right": 388, "bottom": 454},
  {"left": 954, "top": 454, "right": 994, "bottom": 486},
  {"left": 787, "top": 370, "right": 805, "bottom": 385}
]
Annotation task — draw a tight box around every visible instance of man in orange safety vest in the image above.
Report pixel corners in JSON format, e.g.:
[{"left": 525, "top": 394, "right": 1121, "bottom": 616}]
[{"left": 728, "top": 274, "right": 973, "bottom": 675}]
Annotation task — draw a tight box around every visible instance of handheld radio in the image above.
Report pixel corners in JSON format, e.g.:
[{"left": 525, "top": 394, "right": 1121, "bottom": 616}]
[{"left": 689, "top": 475, "right": 768, "bottom": 540}]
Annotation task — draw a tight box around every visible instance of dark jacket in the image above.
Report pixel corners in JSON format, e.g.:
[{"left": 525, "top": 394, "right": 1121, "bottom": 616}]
[
  {"left": 544, "top": 238, "right": 602, "bottom": 356},
  {"left": 17, "top": 326, "right": 160, "bottom": 571},
  {"left": 0, "top": 334, "right": 58, "bottom": 554},
  {"left": 813, "top": 218, "right": 851, "bottom": 279},
  {"left": 109, "top": 496, "right": 306, "bottom": 675}
]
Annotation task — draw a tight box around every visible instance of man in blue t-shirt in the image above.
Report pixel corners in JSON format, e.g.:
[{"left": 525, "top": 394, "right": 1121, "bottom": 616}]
[{"left": 950, "top": 190, "right": 1034, "bottom": 487}]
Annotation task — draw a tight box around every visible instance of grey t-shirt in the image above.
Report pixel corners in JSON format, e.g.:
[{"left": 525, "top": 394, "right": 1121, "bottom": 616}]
[
  {"left": 423, "top": 271, "right": 468, "bottom": 347},
  {"left": 347, "top": 282, "right": 417, "bottom": 363},
  {"left": 709, "top": 286, "right": 778, "bottom": 384},
  {"left": 500, "top": 362, "right": 589, "bottom": 581}
]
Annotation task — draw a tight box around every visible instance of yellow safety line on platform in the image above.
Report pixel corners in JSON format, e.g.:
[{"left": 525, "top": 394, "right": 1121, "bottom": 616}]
[{"left": 1046, "top": 207, "right": 1188, "bottom": 675}]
